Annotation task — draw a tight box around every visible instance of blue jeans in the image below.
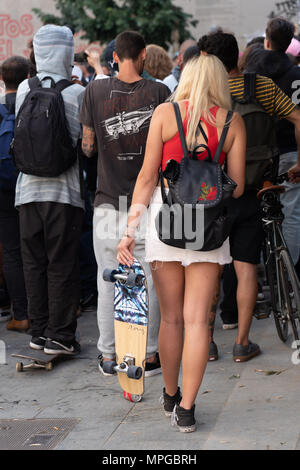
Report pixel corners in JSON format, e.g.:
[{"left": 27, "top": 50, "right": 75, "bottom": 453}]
[{"left": 279, "top": 152, "right": 300, "bottom": 265}]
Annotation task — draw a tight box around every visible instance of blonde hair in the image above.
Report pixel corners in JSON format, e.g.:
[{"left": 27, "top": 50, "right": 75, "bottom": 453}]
[
  {"left": 144, "top": 44, "right": 173, "bottom": 80},
  {"left": 172, "top": 54, "right": 232, "bottom": 148}
]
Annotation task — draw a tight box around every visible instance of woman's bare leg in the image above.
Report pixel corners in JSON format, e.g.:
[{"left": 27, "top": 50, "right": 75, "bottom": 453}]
[
  {"left": 181, "top": 262, "right": 220, "bottom": 410},
  {"left": 150, "top": 261, "right": 185, "bottom": 397}
]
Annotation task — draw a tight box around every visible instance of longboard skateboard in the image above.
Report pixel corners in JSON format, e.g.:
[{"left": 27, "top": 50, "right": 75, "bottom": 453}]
[
  {"left": 103, "top": 258, "right": 148, "bottom": 402},
  {"left": 12, "top": 349, "right": 71, "bottom": 372}
]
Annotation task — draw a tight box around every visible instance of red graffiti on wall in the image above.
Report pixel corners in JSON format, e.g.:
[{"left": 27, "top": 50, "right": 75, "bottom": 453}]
[{"left": 0, "top": 14, "right": 34, "bottom": 61}]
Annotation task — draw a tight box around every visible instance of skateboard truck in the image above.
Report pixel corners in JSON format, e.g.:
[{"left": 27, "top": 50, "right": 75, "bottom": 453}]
[
  {"left": 103, "top": 268, "right": 144, "bottom": 288},
  {"left": 102, "top": 355, "right": 143, "bottom": 380}
]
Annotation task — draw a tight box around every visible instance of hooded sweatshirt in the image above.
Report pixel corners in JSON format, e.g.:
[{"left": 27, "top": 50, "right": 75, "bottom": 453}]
[
  {"left": 245, "top": 49, "right": 300, "bottom": 155},
  {"left": 15, "top": 25, "right": 85, "bottom": 209}
]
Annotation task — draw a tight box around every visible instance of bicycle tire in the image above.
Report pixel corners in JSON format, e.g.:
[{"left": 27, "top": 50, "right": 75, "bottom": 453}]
[
  {"left": 264, "top": 238, "right": 288, "bottom": 342},
  {"left": 279, "top": 249, "right": 300, "bottom": 342}
]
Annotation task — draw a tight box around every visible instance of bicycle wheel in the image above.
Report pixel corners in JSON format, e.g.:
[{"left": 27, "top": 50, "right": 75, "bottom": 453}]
[
  {"left": 264, "top": 239, "right": 289, "bottom": 342},
  {"left": 279, "top": 249, "right": 300, "bottom": 342}
]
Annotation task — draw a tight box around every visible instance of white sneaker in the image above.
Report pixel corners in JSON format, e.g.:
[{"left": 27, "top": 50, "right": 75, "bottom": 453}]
[{"left": 222, "top": 322, "right": 238, "bottom": 330}]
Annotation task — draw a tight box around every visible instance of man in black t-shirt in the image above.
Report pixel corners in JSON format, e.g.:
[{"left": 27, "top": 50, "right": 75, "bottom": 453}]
[
  {"left": 80, "top": 31, "right": 170, "bottom": 376},
  {"left": 0, "top": 56, "right": 29, "bottom": 331}
]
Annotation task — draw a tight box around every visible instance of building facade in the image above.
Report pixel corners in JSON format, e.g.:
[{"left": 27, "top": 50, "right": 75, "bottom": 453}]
[{"left": 1, "top": 0, "right": 299, "bottom": 60}]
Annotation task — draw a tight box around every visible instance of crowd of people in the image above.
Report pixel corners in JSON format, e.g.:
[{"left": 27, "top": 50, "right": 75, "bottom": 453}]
[{"left": 1, "top": 15, "right": 300, "bottom": 433}]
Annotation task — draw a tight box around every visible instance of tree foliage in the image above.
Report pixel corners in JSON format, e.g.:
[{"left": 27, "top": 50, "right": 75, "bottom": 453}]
[{"left": 33, "top": 0, "right": 198, "bottom": 49}]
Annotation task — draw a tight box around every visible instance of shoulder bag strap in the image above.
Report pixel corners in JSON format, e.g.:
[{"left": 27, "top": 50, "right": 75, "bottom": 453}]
[{"left": 213, "top": 110, "right": 233, "bottom": 163}]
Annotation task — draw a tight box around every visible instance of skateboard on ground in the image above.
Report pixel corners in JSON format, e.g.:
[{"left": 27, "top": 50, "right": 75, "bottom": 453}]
[
  {"left": 103, "top": 258, "right": 148, "bottom": 402},
  {"left": 12, "top": 348, "right": 71, "bottom": 372}
]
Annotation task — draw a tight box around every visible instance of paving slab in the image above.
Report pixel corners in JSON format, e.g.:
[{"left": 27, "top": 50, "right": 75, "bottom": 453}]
[{"left": 1, "top": 309, "right": 300, "bottom": 450}]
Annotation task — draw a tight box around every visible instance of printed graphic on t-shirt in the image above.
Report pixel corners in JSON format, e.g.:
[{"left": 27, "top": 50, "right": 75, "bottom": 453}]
[
  {"left": 103, "top": 105, "right": 154, "bottom": 142},
  {"left": 98, "top": 82, "right": 159, "bottom": 161},
  {"left": 80, "top": 77, "right": 170, "bottom": 207}
]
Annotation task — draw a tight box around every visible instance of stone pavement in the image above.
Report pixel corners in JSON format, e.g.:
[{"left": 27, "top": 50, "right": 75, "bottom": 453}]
[{"left": 0, "top": 309, "right": 300, "bottom": 450}]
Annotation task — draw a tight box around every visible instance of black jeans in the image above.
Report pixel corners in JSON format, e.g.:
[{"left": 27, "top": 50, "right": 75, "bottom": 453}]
[
  {"left": 79, "top": 185, "right": 97, "bottom": 300},
  {"left": 19, "top": 202, "right": 84, "bottom": 344},
  {"left": 0, "top": 203, "right": 28, "bottom": 320}
]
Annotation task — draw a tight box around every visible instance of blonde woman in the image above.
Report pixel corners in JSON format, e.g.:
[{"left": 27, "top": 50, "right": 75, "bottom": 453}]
[
  {"left": 117, "top": 55, "right": 246, "bottom": 432},
  {"left": 144, "top": 44, "right": 173, "bottom": 81}
]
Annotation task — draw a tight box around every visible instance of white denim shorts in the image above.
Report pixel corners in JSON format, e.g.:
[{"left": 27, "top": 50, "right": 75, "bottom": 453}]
[{"left": 145, "top": 187, "right": 232, "bottom": 267}]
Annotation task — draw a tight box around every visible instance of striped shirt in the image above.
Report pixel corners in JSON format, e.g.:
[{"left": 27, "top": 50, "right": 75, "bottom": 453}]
[{"left": 229, "top": 74, "right": 296, "bottom": 118}]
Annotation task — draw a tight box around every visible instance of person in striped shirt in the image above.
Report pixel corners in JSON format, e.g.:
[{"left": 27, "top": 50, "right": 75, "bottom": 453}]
[{"left": 198, "top": 32, "right": 300, "bottom": 363}]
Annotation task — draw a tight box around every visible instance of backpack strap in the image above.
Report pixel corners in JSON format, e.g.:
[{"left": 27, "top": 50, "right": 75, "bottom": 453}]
[
  {"left": 0, "top": 103, "right": 9, "bottom": 118},
  {"left": 198, "top": 121, "right": 209, "bottom": 144},
  {"left": 28, "top": 76, "right": 42, "bottom": 90},
  {"left": 173, "top": 102, "right": 189, "bottom": 160},
  {"left": 159, "top": 102, "right": 186, "bottom": 207},
  {"left": 213, "top": 111, "right": 233, "bottom": 163},
  {"left": 55, "top": 79, "right": 73, "bottom": 93},
  {"left": 243, "top": 73, "right": 256, "bottom": 102}
]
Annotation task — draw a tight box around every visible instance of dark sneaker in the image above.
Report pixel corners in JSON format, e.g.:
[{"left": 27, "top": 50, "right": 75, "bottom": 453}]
[
  {"left": 145, "top": 352, "right": 161, "bottom": 377},
  {"left": 97, "top": 353, "right": 117, "bottom": 377},
  {"left": 233, "top": 341, "right": 261, "bottom": 363},
  {"left": 44, "top": 339, "right": 81, "bottom": 356},
  {"left": 160, "top": 387, "right": 182, "bottom": 417},
  {"left": 208, "top": 341, "right": 218, "bottom": 361},
  {"left": 171, "top": 404, "right": 196, "bottom": 433},
  {"left": 30, "top": 336, "right": 47, "bottom": 350}
]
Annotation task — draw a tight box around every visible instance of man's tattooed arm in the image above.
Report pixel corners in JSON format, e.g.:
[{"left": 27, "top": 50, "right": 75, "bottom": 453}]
[{"left": 82, "top": 125, "right": 97, "bottom": 158}]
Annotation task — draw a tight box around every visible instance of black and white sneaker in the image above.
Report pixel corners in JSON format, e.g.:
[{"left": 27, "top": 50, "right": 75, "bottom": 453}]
[
  {"left": 160, "top": 387, "right": 182, "bottom": 417},
  {"left": 30, "top": 336, "right": 47, "bottom": 350},
  {"left": 44, "top": 339, "right": 81, "bottom": 356},
  {"left": 171, "top": 404, "right": 196, "bottom": 433},
  {"left": 97, "top": 354, "right": 117, "bottom": 376},
  {"left": 145, "top": 352, "right": 161, "bottom": 377}
]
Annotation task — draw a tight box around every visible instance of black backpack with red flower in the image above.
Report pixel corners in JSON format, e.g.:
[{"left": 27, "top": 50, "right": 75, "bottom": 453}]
[{"left": 155, "top": 102, "right": 237, "bottom": 252}]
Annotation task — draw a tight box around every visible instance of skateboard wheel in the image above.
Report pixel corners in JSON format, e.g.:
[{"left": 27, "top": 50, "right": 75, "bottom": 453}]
[
  {"left": 103, "top": 269, "right": 119, "bottom": 283},
  {"left": 102, "top": 360, "right": 117, "bottom": 375},
  {"left": 123, "top": 391, "right": 142, "bottom": 402},
  {"left": 16, "top": 362, "right": 23, "bottom": 372},
  {"left": 45, "top": 362, "right": 53, "bottom": 371},
  {"left": 127, "top": 365, "right": 143, "bottom": 380},
  {"left": 126, "top": 273, "right": 143, "bottom": 288}
]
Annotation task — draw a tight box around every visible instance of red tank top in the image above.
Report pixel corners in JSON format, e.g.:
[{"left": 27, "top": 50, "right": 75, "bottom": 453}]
[{"left": 162, "top": 101, "right": 227, "bottom": 171}]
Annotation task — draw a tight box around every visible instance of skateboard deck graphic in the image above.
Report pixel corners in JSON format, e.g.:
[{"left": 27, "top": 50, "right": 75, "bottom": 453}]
[
  {"left": 12, "top": 349, "right": 71, "bottom": 372},
  {"left": 103, "top": 258, "right": 149, "bottom": 402}
]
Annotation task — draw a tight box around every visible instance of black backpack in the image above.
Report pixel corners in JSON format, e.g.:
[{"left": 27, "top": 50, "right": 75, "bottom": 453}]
[
  {"left": 12, "top": 76, "right": 77, "bottom": 177},
  {"left": 231, "top": 73, "right": 279, "bottom": 190},
  {"left": 155, "top": 103, "right": 237, "bottom": 252}
]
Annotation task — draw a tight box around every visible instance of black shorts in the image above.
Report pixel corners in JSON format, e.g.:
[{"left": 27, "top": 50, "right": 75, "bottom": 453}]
[{"left": 227, "top": 191, "right": 264, "bottom": 265}]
